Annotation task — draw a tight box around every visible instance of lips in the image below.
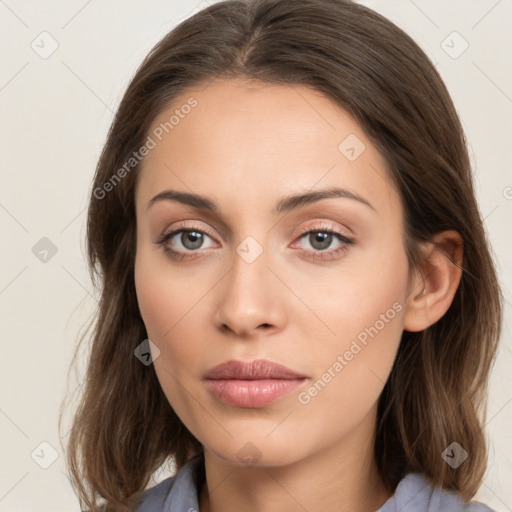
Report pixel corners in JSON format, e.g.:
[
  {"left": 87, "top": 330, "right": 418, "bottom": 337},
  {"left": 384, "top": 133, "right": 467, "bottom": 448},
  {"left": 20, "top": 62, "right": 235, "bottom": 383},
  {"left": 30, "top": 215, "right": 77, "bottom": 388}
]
[
  {"left": 203, "top": 359, "right": 308, "bottom": 408},
  {"left": 203, "top": 359, "right": 307, "bottom": 380}
]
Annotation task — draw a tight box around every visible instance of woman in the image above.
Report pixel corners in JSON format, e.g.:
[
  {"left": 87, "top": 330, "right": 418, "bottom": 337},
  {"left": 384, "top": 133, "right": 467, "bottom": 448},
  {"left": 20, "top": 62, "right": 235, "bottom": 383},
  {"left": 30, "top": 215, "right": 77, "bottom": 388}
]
[{"left": 62, "top": 1, "right": 503, "bottom": 511}]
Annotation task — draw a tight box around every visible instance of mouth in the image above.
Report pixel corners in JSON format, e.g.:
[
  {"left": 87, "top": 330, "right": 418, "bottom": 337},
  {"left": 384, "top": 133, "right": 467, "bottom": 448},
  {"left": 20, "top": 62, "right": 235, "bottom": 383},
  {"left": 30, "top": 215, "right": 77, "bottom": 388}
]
[{"left": 203, "top": 359, "right": 308, "bottom": 408}]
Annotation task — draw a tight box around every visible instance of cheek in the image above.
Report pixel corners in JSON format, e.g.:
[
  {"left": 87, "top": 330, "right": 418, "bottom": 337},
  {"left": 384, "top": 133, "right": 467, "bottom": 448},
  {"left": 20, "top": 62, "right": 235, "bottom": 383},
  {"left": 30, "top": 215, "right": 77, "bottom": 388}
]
[
  {"left": 297, "top": 232, "right": 408, "bottom": 347},
  {"left": 134, "top": 247, "right": 208, "bottom": 377},
  {"left": 134, "top": 243, "right": 191, "bottom": 338},
  {"left": 134, "top": 251, "right": 203, "bottom": 422},
  {"left": 296, "top": 234, "right": 408, "bottom": 407},
  {"left": 134, "top": 265, "right": 168, "bottom": 338}
]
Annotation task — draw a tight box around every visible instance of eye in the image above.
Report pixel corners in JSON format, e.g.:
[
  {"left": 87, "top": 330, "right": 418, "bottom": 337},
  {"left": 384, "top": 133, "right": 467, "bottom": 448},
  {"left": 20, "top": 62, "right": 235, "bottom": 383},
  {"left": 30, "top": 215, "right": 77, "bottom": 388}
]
[
  {"left": 153, "top": 228, "right": 216, "bottom": 261},
  {"left": 292, "top": 226, "right": 355, "bottom": 262}
]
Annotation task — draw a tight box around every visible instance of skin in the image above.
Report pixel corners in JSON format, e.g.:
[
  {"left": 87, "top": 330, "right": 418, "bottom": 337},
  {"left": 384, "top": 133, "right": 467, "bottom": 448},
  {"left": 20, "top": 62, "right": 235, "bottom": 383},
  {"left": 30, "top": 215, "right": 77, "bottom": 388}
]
[{"left": 134, "top": 78, "right": 463, "bottom": 512}]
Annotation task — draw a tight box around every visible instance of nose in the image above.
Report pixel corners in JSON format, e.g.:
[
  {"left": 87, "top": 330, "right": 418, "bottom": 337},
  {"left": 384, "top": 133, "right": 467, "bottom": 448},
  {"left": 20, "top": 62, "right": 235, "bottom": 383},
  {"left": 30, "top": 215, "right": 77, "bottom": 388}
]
[{"left": 213, "top": 244, "right": 287, "bottom": 338}]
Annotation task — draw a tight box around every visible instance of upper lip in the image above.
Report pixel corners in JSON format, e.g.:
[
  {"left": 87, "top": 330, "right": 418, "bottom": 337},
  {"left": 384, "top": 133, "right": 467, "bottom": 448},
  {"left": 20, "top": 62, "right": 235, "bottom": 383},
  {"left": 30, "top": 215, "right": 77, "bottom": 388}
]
[{"left": 204, "top": 359, "right": 307, "bottom": 380}]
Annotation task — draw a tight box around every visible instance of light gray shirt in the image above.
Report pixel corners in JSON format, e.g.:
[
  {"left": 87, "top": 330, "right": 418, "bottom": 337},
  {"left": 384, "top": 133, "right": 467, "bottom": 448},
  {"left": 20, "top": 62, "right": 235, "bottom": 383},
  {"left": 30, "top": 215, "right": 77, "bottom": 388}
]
[{"left": 134, "top": 452, "right": 496, "bottom": 512}]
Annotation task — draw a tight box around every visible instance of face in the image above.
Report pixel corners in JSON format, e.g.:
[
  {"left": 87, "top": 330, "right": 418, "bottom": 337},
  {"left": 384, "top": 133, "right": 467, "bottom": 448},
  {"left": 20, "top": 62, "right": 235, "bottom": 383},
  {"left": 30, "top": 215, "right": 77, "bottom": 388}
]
[{"left": 134, "top": 78, "right": 412, "bottom": 467}]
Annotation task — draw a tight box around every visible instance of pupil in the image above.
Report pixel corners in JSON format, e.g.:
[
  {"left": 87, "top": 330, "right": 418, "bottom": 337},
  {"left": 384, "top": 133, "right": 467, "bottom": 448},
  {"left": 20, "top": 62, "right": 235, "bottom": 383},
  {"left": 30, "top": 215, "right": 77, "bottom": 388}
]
[
  {"left": 311, "top": 232, "right": 331, "bottom": 251},
  {"left": 182, "top": 231, "right": 203, "bottom": 249}
]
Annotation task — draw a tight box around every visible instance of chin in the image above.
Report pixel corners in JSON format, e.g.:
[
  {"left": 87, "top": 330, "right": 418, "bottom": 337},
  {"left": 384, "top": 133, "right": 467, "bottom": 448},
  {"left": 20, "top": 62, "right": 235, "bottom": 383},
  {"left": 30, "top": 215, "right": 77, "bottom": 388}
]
[{"left": 202, "top": 435, "right": 306, "bottom": 468}]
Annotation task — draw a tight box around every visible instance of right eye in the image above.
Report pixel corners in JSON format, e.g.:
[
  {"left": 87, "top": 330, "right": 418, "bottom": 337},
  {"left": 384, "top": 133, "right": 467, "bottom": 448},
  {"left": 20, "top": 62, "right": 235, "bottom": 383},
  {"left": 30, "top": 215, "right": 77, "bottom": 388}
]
[{"left": 153, "top": 227, "right": 218, "bottom": 261}]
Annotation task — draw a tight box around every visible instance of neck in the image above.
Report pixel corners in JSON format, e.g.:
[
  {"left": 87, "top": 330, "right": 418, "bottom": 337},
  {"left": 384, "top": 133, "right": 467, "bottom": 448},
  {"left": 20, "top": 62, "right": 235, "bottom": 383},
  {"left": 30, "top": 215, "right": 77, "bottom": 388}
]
[{"left": 198, "top": 409, "right": 392, "bottom": 512}]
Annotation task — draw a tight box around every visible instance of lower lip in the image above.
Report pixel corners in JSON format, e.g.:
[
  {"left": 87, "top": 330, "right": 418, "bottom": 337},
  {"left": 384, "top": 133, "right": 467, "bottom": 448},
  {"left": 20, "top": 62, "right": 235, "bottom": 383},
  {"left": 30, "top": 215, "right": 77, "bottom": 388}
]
[{"left": 204, "top": 378, "right": 306, "bottom": 408}]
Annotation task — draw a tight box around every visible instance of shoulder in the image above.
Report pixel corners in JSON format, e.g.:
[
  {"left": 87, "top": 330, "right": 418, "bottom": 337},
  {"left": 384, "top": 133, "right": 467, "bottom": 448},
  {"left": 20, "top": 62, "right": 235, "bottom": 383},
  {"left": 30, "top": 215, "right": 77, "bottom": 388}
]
[
  {"left": 132, "top": 475, "right": 177, "bottom": 512},
  {"left": 378, "top": 472, "right": 497, "bottom": 512}
]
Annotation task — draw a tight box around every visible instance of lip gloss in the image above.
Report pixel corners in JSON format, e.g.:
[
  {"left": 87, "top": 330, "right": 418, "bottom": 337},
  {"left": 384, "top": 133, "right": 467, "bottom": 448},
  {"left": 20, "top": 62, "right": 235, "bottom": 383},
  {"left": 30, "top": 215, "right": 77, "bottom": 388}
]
[{"left": 204, "top": 378, "right": 306, "bottom": 408}]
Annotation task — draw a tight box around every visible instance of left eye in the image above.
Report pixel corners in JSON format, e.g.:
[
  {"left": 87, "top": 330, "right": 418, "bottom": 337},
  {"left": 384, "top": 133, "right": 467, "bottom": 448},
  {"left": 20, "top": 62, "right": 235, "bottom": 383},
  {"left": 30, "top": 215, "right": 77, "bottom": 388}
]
[{"left": 296, "top": 230, "right": 349, "bottom": 252}]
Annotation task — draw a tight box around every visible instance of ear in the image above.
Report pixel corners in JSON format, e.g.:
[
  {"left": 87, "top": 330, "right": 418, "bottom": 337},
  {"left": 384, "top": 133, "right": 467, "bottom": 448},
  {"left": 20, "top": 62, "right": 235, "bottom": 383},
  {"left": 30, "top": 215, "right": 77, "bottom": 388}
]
[{"left": 403, "top": 230, "right": 463, "bottom": 332}]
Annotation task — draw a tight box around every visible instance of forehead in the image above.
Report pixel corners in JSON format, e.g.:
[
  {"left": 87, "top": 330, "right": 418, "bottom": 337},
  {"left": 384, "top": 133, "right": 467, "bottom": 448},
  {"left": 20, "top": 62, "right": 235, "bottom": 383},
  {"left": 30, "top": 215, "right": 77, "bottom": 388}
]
[{"left": 135, "top": 78, "right": 399, "bottom": 221}]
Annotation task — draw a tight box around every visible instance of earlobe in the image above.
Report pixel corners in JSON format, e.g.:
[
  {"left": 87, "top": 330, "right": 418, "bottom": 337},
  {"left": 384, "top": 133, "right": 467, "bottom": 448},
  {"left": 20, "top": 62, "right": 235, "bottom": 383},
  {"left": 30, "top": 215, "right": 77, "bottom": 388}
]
[{"left": 403, "top": 230, "right": 463, "bottom": 333}]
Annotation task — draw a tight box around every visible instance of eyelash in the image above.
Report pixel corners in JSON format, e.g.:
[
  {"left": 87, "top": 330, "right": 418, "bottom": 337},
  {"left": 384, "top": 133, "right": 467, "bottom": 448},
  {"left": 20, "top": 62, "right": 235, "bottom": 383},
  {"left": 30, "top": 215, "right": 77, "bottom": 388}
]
[{"left": 153, "top": 224, "right": 355, "bottom": 262}]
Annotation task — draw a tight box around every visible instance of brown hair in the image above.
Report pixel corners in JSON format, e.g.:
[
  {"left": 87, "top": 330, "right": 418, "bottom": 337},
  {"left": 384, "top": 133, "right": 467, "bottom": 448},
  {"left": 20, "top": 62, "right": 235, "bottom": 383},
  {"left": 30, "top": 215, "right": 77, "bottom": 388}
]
[{"left": 60, "top": 0, "right": 503, "bottom": 510}]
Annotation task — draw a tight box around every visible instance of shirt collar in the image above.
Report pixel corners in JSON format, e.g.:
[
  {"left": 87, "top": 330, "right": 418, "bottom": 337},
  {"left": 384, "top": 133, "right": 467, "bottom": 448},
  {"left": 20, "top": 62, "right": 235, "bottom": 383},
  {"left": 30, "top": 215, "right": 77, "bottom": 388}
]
[
  {"left": 160, "top": 455, "right": 443, "bottom": 512},
  {"left": 163, "top": 450, "right": 205, "bottom": 512}
]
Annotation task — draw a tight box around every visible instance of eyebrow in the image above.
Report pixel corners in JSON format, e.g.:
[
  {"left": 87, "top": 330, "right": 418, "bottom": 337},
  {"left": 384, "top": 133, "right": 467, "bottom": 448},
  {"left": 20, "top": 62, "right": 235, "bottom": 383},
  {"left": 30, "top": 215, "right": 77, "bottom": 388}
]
[{"left": 146, "top": 186, "right": 375, "bottom": 215}]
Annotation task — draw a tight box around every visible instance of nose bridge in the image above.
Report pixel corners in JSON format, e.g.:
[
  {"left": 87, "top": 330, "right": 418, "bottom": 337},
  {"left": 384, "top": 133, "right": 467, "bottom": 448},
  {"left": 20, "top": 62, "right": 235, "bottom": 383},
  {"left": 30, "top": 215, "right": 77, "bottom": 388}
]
[
  {"left": 214, "top": 229, "right": 284, "bottom": 335},
  {"left": 227, "top": 231, "right": 271, "bottom": 305}
]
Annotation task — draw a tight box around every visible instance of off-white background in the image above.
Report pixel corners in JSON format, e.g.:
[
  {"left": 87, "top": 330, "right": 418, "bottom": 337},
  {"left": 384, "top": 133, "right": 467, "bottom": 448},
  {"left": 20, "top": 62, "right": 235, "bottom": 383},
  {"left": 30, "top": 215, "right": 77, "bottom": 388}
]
[{"left": 0, "top": 1, "right": 511, "bottom": 511}]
